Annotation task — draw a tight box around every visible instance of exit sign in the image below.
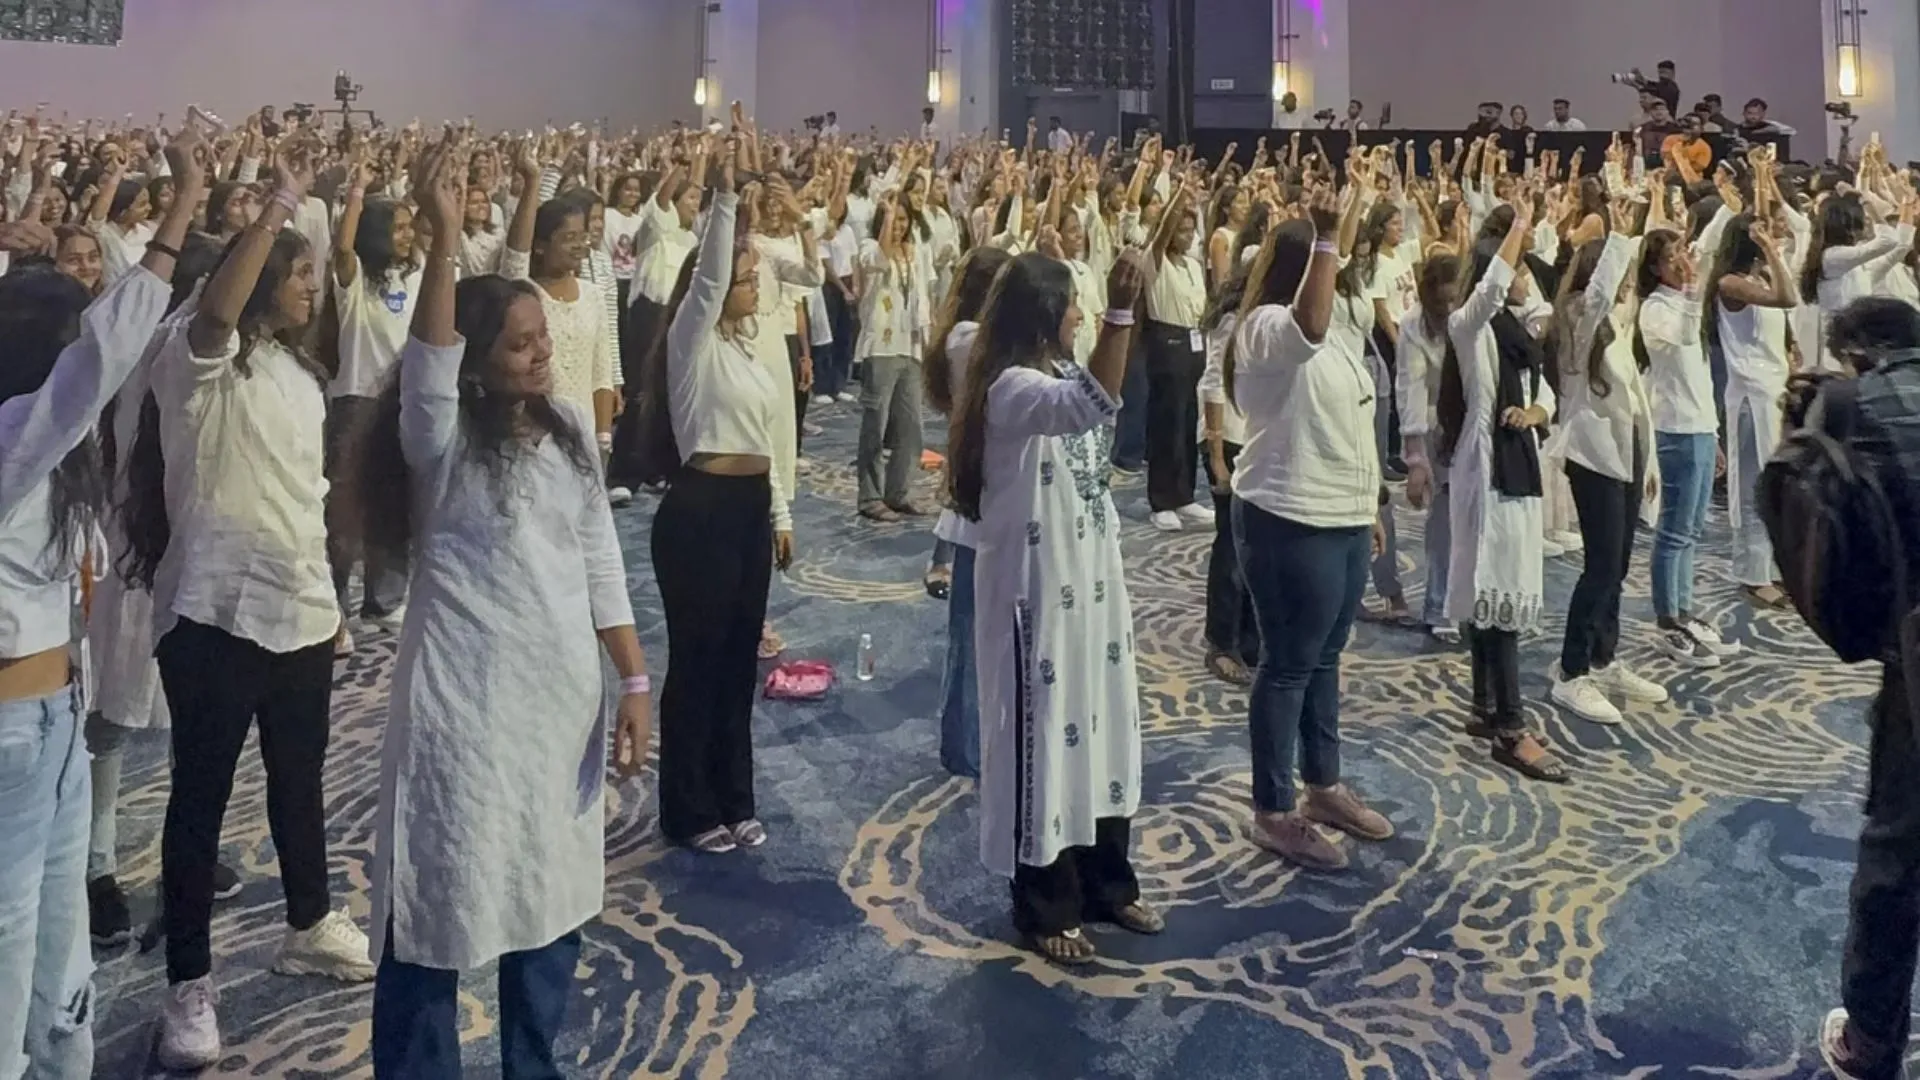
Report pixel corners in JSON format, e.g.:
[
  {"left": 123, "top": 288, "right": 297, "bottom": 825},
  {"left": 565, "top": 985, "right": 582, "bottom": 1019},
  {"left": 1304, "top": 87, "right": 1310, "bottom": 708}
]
[{"left": 1209, "top": 78, "right": 1236, "bottom": 91}]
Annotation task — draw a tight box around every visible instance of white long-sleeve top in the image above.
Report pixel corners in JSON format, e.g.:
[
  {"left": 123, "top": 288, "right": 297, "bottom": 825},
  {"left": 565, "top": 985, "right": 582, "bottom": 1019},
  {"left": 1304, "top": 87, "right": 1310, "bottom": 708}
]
[
  {"left": 1813, "top": 222, "right": 1917, "bottom": 368},
  {"left": 933, "top": 321, "right": 982, "bottom": 550},
  {"left": 1196, "top": 314, "right": 1248, "bottom": 446},
  {"left": 0, "top": 267, "right": 170, "bottom": 660},
  {"left": 369, "top": 335, "right": 632, "bottom": 971},
  {"left": 634, "top": 196, "right": 699, "bottom": 307},
  {"left": 1394, "top": 307, "right": 1447, "bottom": 455},
  {"left": 1230, "top": 303, "right": 1380, "bottom": 529},
  {"left": 1640, "top": 284, "right": 1717, "bottom": 435},
  {"left": 1558, "top": 234, "right": 1651, "bottom": 481},
  {"left": 664, "top": 193, "right": 792, "bottom": 532},
  {"left": 500, "top": 249, "right": 617, "bottom": 421}
]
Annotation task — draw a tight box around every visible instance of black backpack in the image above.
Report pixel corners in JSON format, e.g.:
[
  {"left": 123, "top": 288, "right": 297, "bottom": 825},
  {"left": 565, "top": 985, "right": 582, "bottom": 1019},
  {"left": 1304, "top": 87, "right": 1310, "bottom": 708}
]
[{"left": 1759, "top": 374, "right": 1916, "bottom": 665}]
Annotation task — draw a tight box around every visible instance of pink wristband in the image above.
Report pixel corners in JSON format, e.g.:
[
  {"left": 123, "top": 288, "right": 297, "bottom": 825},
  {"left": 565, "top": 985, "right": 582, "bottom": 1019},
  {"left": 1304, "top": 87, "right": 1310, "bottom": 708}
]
[
  {"left": 270, "top": 188, "right": 300, "bottom": 215},
  {"left": 621, "top": 674, "right": 652, "bottom": 697}
]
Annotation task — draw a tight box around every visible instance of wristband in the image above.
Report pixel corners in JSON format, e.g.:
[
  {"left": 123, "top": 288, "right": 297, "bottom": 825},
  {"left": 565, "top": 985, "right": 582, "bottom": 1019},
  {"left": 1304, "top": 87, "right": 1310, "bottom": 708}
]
[
  {"left": 1312, "top": 239, "right": 1339, "bottom": 255},
  {"left": 621, "top": 674, "right": 652, "bottom": 697},
  {"left": 269, "top": 188, "right": 300, "bottom": 215},
  {"left": 596, "top": 430, "right": 614, "bottom": 451},
  {"left": 347, "top": 186, "right": 367, "bottom": 202},
  {"left": 145, "top": 240, "right": 181, "bottom": 260},
  {"left": 1102, "top": 308, "right": 1136, "bottom": 327}
]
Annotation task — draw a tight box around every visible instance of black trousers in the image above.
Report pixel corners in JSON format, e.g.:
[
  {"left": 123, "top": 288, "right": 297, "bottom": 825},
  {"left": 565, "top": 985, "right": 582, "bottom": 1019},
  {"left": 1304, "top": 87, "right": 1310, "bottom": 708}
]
[
  {"left": 157, "top": 618, "right": 334, "bottom": 983},
  {"left": 324, "top": 395, "right": 407, "bottom": 618},
  {"left": 615, "top": 278, "right": 640, "bottom": 390},
  {"left": 1466, "top": 626, "right": 1523, "bottom": 733},
  {"left": 1010, "top": 817, "right": 1141, "bottom": 936},
  {"left": 1840, "top": 668, "right": 1920, "bottom": 1079},
  {"left": 650, "top": 468, "right": 773, "bottom": 842},
  {"left": 1144, "top": 320, "right": 1203, "bottom": 512},
  {"left": 609, "top": 293, "right": 668, "bottom": 487},
  {"left": 1561, "top": 461, "right": 1643, "bottom": 678},
  {"left": 787, "top": 334, "right": 807, "bottom": 454},
  {"left": 1204, "top": 440, "right": 1259, "bottom": 665},
  {"left": 1371, "top": 325, "right": 1402, "bottom": 462}
]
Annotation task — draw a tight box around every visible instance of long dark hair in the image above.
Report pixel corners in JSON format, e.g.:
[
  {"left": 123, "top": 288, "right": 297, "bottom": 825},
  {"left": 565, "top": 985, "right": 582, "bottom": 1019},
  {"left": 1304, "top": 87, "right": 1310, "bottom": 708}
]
[
  {"left": 355, "top": 196, "right": 412, "bottom": 287},
  {"left": 342, "top": 276, "right": 598, "bottom": 565},
  {"left": 949, "top": 253, "right": 1078, "bottom": 521},
  {"left": 1223, "top": 219, "right": 1315, "bottom": 404},
  {"left": 1802, "top": 194, "right": 1868, "bottom": 302},
  {"left": 1436, "top": 242, "right": 1500, "bottom": 464},
  {"left": 1416, "top": 253, "right": 1462, "bottom": 344},
  {"left": 121, "top": 229, "right": 324, "bottom": 588},
  {"left": 924, "top": 246, "right": 1011, "bottom": 416},
  {"left": 0, "top": 267, "right": 104, "bottom": 565},
  {"left": 1703, "top": 212, "right": 1763, "bottom": 346},
  {"left": 1632, "top": 229, "right": 1683, "bottom": 373},
  {"left": 100, "top": 233, "right": 225, "bottom": 480},
  {"left": 1550, "top": 239, "right": 1616, "bottom": 399}
]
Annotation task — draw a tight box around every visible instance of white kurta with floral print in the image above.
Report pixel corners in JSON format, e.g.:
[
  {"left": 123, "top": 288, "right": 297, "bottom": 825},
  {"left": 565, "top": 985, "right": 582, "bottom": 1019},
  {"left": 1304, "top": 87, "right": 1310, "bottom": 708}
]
[{"left": 974, "top": 361, "right": 1143, "bottom": 878}]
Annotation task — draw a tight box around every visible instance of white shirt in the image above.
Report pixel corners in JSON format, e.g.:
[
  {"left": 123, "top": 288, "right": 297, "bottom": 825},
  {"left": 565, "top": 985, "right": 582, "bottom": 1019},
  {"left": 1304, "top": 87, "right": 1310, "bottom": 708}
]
[
  {"left": 502, "top": 249, "right": 617, "bottom": 422},
  {"left": 1047, "top": 128, "right": 1075, "bottom": 155},
  {"left": 1558, "top": 234, "right": 1651, "bottom": 481},
  {"left": 0, "top": 268, "right": 169, "bottom": 660},
  {"left": 1394, "top": 308, "right": 1446, "bottom": 449},
  {"left": 664, "top": 194, "right": 792, "bottom": 531},
  {"left": 856, "top": 240, "right": 924, "bottom": 359},
  {"left": 1196, "top": 314, "right": 1248, "bottom": 446},
  {"left": 1813, "top": 223, "right": 1917, "bottom": 367},
  {"left": 1369, "top": 248, "right": 1417, "bottom": 330},
  {"left": 1542, "top": 118, "right": 1588, "bottom": 132},
  {"left": 1639, "top": 285, "right": 1717, "bottom": 435},
  {"left": 330, "top": 256, "right": 422, "bottom": 400},
  {"left": 1146, "top": 250, "right": 1205, "bottom": 328},
  {"left": 1230, "top": 304, "right": 1380, "bottom": 528},
  {"left": 634, "top": 198, "right": 698, "bottom": 306},
  {"left": 150, "top": 330, "right": 338, "bottom": 652},
  {"left": 933, "top": 322, "right": 982, "bottom": 549},
  {"left": 605, "top": 206, "right": 646, "bottom": 281}
]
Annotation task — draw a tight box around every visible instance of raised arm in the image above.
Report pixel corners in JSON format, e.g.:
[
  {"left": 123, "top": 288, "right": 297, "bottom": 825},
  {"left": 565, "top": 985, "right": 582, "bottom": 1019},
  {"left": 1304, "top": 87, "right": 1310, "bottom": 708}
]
[
  {"left": 1458, "top": 198, "right": 1532, "bottom": 335},
  {"left": 398, "top": 137, "right": 466, "bottom": 468},
  {"left": 331, "top": 147, "right": 372, "bottom": 289},
  {"left": 502, "top": 138, "right": 543, "bottom": 264},
  {"left": 188, "top": 138, "right": 312, "bottom": 361},
  {"left": 1718, "top": 221, "right": 1799, "bottom": 310},
  {"left": 664, "top": 136, "right": 741, "bottom": 363}
]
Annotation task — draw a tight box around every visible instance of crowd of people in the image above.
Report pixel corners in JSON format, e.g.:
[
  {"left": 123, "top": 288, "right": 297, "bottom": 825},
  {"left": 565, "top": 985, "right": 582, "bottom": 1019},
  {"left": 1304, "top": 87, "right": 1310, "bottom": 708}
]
[{"left": 2, "top": 84, "right": 1919, "bottom": 1079}]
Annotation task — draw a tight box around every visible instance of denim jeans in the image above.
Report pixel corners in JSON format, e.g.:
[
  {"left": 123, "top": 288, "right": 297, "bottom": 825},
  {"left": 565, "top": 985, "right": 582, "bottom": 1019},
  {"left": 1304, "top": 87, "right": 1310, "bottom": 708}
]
[
  {"left": 1729, "top": 402, "right": 1774, "bottom": 587},
  {"left": 1112, "top": 335, "right": 1149, "bottom": 470},
  {"left": 83, "top": 713, "right": 133, "bottom": 880},
  {"left": 1420, "top": 473, "right": 1452, "bottom": 628},
  {"left": 939, "top": 545, "right": 980, "bottom": 779},
  {"left": 1233, "top": 499, "right": 1370, "bottom": 814},
  {"left": 372, "top": 922, "right": 583, "bottom": 1080},
  {"left": 0, "top": 685, "right": 94, "bottom": 1080},
  {"left": 1652, "top": 432, "right": 1717, "bottom": 619}
]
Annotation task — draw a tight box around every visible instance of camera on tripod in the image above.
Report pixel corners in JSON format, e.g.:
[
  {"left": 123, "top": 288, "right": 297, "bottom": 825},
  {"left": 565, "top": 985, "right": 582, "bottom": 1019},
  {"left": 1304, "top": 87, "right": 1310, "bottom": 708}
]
[
  {"left": 1610, "top": 68, "right": 1651, "bottom": 91},
  {"left": 334, "top": 71, "right": 362, "bottom": 107},
  {"left": 1313, "top": 108, "right": 1337, "bottom": 126},
  {"left": 286, "top": 103, "right": 316, "bottom": 124},
  {"left": 1826, "top": 101, "right": 1857, "bottom": 121}
]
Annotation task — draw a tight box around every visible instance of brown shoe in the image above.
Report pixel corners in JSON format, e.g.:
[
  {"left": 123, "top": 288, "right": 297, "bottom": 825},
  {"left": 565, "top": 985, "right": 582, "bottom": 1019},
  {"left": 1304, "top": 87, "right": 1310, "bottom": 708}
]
[
  {"left": 1251, "top": 812, "right": 1347, "bottom": 870},
  {"left": 1303, "top": 784, "right": 1394, "bottom": 842}
]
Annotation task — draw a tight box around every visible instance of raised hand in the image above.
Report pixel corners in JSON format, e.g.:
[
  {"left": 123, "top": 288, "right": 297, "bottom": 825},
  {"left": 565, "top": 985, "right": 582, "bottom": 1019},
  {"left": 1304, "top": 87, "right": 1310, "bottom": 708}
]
[
  {"left": 1105, "top": 248, "right": 1152, "bottom": 310},
  {"left": 1306, "top": 183, "right": 1340, "bottom": 234},
  {"left": 162, "top": 126, "right": 212, "bottom": 196},
  {"left": 273, "top": 137, "right": 316, "bottom": 198}
]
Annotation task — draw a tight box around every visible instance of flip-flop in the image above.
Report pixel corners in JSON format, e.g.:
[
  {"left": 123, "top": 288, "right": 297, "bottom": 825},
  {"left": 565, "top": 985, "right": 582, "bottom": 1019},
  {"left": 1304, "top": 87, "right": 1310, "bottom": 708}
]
[
  {"left": 1027, "top": 927, "right": 1097, "bottom": 965},
  {"left": 859, "top": 504, "right": 901, "bottom": 523},
  {"left": 1463, "top": 718, "right": 1550, "bottom": 747},
  {"left": 1205, "top": 651, "right": 1252, "bottom": 687},
  {"left": 1108, "top": 901, "right": 1166, "bottom": 935},
  {"left": 1745, "top": 584, "right": 1793, "bottom": 610}
]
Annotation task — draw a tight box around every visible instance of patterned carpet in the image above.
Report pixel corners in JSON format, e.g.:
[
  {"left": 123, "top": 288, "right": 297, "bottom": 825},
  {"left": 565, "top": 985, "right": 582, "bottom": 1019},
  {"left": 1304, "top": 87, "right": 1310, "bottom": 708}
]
[{"left": 94, "top": 401, "right": 1885, "bottom": 1079}]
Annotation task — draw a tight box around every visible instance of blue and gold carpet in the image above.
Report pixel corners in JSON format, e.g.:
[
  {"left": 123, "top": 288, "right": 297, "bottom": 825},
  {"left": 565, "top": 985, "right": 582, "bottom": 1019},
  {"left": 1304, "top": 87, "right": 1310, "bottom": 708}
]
[{"left": 96, "top": 405, "right": 1883, "bottom": 1078}]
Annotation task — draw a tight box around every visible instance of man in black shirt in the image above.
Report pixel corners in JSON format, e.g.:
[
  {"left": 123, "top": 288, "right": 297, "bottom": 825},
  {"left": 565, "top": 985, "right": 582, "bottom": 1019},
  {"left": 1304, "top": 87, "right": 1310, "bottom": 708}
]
[
  {"left": 1647, "top": 60, "right": 1682, "bottom": 114},
  {"left": 1465, "top": 102, "right": 1504, "bottom": 138},
  {"left": 1636, "top": 99, "right": 1682, "bottom": 165}
]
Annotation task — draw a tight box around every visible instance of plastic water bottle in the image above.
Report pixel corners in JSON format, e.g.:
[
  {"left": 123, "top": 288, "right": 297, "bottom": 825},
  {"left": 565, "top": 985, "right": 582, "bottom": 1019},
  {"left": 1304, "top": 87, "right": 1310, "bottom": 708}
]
[{"left": 857, "top": 633, "right": 877, "bottom": 682}]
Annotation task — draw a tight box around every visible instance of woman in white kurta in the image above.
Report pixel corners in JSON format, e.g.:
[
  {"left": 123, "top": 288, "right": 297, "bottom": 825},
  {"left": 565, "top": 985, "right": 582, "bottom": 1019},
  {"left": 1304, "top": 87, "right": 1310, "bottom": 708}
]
[
  {"left": 1443, "top": 208, "right": 1567, "bottom": 783},
  {"left": 357, "top": 146, "right": 653, "bottom": 1078},
  {"left": 952, "top": 250, "right": 1162, "bottom": 964}
]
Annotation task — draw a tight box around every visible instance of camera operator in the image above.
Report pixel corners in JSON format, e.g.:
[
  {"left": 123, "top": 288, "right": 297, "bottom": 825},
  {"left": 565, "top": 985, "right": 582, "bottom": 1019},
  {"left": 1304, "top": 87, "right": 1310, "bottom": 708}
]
[
  {"left": 1614, "top": 61, "right": 1681, "bottom": 115},
  {"left": 256, "top": 105, "right": 281, "bottom": 138},
  {"left": 1739, "top": 98, "right": 1796, "bottom": 138}
]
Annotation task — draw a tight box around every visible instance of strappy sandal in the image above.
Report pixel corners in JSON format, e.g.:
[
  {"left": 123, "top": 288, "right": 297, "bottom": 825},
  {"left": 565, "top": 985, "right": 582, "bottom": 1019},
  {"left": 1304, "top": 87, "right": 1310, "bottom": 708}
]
[
  {"left": 1491, "top": 732, "right": 1571, "bottom": 783},
  {"left": 1205, "top": 650, "right": 1252, "bottom": 687},
  {"left": 728, "top": 819, "right": 768, "bottom": 848},
  {"left": 924, "top": 564, "right": 952, "bottom": 600},
  {"left": 758, "top": 624, "right": 784, "bottom": 660},
  {"left": 1108, "top": 901, "right": 1166, "bottom": 936},
  {"left": 859, "top": 503, "right": 901, "bottom": 523},
  {"left": 1745, "top": 583, "right": 1793, "bottom": 610},
  {"left": 1028, "top": 926, "right": 1097, "bottom": 964},
  {"left": 690, "top": 827, "right": 738, "bottom": 854},
  {"left": 1463, "top": 715, "right": 1550, "bottom": 747}
]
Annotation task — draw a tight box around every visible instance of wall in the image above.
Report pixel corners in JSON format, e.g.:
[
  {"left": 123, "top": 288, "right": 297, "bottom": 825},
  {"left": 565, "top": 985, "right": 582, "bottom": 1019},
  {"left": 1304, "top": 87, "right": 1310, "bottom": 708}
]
[
  {"left": 0, "top": 0, "right": 702, "bottom": 133},
  {"left": 756, "top": 0, "right": 933, "bottom": 136},
  {"left": 1345, "top": 0, "right": 1824, "bottom": 145},
  {"left": 1192, "top": 0, "right": 1271, "bottom": 128}
]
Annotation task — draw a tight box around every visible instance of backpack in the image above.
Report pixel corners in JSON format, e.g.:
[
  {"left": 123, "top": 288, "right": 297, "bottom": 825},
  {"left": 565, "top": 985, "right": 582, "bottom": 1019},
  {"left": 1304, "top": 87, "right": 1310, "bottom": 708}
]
[{"left": 1759, "top": 374, "right": 1914, "bottom": 665}]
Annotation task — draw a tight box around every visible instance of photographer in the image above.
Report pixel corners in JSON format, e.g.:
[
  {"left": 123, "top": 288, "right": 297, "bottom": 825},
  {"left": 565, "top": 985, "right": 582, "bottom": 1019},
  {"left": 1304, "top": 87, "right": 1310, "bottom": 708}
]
[{"left": 1615, "top": 61, "right": 1681, "bottom": 114}]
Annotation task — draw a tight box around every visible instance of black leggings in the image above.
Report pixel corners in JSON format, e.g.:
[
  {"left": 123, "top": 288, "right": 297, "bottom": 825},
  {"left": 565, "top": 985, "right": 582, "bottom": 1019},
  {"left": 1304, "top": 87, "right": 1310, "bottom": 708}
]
[
  {"left": 650, "top": 468, "right": 774, "bottom": 841},
  {"left": 1561, "top": 461, "right": 1643, "bottom": 678},
  {"left": 1143, "top": 321, "right": 1203, "bottom": 512},
  {"left": 1467, "top": 626, "right": 1523, "bottom": 734},
  {"left": 158, "top": 618, "right": 334, "bottom": 983},
  {"left": 1010, "top": 818, "right": 1140, "bottom": 936}
]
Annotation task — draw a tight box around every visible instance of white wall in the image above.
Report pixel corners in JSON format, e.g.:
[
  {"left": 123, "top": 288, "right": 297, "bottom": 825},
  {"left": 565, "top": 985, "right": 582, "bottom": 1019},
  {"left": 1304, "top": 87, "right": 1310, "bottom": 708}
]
[
  {"left": 1348, "top": 0, "right": 1825, "bottom": 148},
  {"left": 0, "top": 0, "right": 703, "bottom": 133},
  {"left": 756, "top": 0, "right": 933, "bottom": 136}
]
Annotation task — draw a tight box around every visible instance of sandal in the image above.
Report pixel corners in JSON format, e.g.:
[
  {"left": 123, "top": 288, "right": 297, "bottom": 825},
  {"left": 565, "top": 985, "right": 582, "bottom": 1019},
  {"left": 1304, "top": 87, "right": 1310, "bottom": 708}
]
[
  {"left": 1463, "top": 715, "right": 1550, "bottom": 747},
  {"left": 1745, "top": 583, "right": 1793, "bottom": 610},
  {"left": 758, "top": 624, "right": 785, "bottom": 660},
  {"left": 1028, "top": 926, "right": 1097, "bottom": 965},
  {"left": 1205, "top": 650, "right": 1252, "bottom": 688},
  {"left": 888, "top": 500, "right": 931, "bottom": 517},
  {"left": 690, "top": 827, "right": 738, "bottom": 854},
  {"left": 859, "top": 503, "right": 901, "bottom": 523},
  {"left": 1491, "top": 733, "right": 1571, "bottom": 783},
  {"left": 1108, "top": 901, "right": 1166, "bottom": 936},
  {"left": 728, "top": 819, "right": 768, "bottom": 848},
  {"left": 925, "top": 564, "right": 952, "bottom": 600}
]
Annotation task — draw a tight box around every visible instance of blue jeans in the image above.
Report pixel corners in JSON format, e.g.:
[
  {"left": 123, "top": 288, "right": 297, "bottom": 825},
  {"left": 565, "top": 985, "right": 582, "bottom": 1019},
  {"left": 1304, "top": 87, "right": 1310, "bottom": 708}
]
[
  {"left": 372, "top": 923, "right": 583, "bottom": 1080},
  {"left": 1233, "top": 500, "right": 1370, "bottom": 814},
  {"left": 939, "top": 545, "right": 980, "bottom": 779},
  {"left": 1421, "top": 474, "right": 1453, "bottom": 628},
  {"left": 1730, "top": 402, "right": 1773, "bottom": 587},
  {"left": 1111, "top": 336, "right": 1149, "bottom": 470},
  {"left": 1652, "top": 432, "right": 1717, "bottom": 619},
  {"left": 0, "top": 685, "right": 93, "bottom": 1080}
]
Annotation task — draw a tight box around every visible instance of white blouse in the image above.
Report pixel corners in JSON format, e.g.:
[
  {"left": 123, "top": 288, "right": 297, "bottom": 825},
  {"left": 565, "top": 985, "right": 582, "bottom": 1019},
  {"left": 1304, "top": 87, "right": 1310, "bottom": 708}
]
[
  {"left": 856, "top": 240, "right": 924, "bottom": 360},
  {"left": 1147, "top": 250, "right": 1205, "bottom": 328},
  {"left": 502, "top": 249, "right": 617, "bottom": 421},
  {"left": 635, "top": 197, "right": 699, "bottom": 306},
  {"left": 1230, "top": 303, "right": 1380, "bottom": 529},
  {"left": 330, "top": 256, "right": 422, "bottom": 400}
]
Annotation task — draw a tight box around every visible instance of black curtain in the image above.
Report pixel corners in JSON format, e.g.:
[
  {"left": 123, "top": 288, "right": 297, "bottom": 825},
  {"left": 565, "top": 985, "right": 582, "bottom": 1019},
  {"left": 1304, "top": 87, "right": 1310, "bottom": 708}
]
[{"left": 1165, "top": 0, "right": 1194, "bottom": 145}]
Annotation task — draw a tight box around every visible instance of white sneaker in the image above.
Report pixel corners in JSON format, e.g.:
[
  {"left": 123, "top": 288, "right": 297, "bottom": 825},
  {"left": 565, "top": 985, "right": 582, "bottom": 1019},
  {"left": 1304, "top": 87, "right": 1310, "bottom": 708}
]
[
  {"left": 1542, "top": 538, "right": 1565, "bottom": 559},
  {"left": 1174, "top": 502, "right": 1216, "bottom": 524},
  {"left": 1819, "top": 1007, "right": 1889, "bottom": 1080},
  {"left": 273, "top": 909, "right": 375, "bottom": 982},
  {"left": 1549, "top": 530, "right": 1584, "bottom": 552},
  {"left": 1430, "top": 624, "right": 1462, "bottom": 646},
  {"left": 158, "top": 977, "right": 221, "bottom": 1071},
  {"left": 1551, "top": 673, "right": 1623, "bottom": 725},
  {"left": 1149, "top": 510, "right": 1184, "bottom": 532},
  {"left": 1683, "top": 616, "right": 1741, "bottom": 658},
  {"left": 802, "top": 421, "right": 824, "bottom": 437},
  {"left": 836, "top": 391, "right": 858, "bottom": 403},
  {"left": 1591, "top": 662, "right": 1669, "bottom": 705},
  {"left": 1659, "top": 626, "right": 1722, "bottom": 668},
  {"left": 608, "top": 485, "right": 634, "bottom": 508},
  {"left": 811, "top": 394, "right": 834, "bottom": 406}
]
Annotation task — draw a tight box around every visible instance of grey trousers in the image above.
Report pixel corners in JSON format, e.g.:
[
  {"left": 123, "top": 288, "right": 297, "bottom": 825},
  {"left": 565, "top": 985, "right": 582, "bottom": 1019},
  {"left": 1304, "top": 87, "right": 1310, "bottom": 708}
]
[{"left": 856, "top": 355, "right": 924, "bottom": 508}]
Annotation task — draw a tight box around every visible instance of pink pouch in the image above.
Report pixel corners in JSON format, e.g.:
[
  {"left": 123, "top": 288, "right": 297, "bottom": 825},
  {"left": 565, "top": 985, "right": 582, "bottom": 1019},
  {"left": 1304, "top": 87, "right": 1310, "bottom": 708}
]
[{"left": 764, "top": 660, "right": 835, "bottom": 701}]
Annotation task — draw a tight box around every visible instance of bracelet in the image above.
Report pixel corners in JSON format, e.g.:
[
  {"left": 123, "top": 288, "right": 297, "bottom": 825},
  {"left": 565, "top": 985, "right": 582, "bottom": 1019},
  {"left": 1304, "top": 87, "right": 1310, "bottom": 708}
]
[
  {"left": 1312, "top": 239, "right": 1339, "bottom": 255},
  {"left": 621, "top": 674, "right": 652, "bottom": 697},
  {"left": 1102, "top": 308, "right": 1137, "bottom": 327},
  {"left": 269, "top": 188, "right": 300, "bottom": 215},
  {"left": 347, "top": 186, "right": 367, "bottom": 202},
  {"left": 145, "top": 240, "right": 181, "bottom": 259}
]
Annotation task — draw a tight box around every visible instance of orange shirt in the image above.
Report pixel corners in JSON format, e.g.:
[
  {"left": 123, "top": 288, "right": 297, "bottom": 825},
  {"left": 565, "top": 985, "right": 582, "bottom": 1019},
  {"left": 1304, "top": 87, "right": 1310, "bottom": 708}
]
[{"left": 1662, "top": 134, "right": 1711, "bottom": 174}]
